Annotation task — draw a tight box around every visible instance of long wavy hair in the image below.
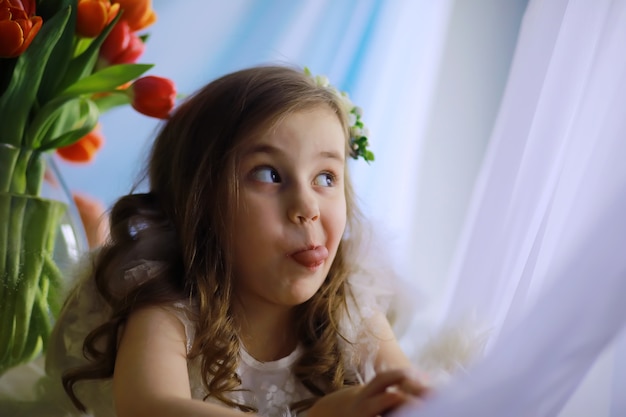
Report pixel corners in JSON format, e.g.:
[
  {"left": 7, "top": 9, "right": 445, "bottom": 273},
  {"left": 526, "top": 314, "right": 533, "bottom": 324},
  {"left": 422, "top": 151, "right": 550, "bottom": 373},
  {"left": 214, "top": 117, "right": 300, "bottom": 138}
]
[{"left": 62, "top": 65, "right": 364, "bottom": 413}]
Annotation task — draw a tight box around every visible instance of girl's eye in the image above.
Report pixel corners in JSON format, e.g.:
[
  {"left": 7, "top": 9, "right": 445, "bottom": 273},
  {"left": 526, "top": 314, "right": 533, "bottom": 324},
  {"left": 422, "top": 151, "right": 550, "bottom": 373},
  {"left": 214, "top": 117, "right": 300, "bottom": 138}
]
[
  {"left": 314, "top": 172, "right": 336, "bottom": 187},
  {"left": 251, "top": 167, "right": 281, "bottom": 183}
]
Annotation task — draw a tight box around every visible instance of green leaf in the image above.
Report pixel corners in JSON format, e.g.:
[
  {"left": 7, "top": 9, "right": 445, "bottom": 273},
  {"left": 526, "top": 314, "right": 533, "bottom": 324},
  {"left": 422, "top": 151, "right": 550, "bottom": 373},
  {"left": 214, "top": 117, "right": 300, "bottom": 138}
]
[
  {"left": 0, "top": 6, "right": 71, "bottom": 146},
  {"left": 94, "top": 91, "right": 131, "bottom": 113},
  {"left": 56, "top": 13, "right": 122, "bottom": 93},
  {"left": 24, "top": 95, "right": 80, "bottom": 147},
  {"left": 0, "top": 58, "right": 17, "bottom": 98},
  {"left": 37, "top": 0, "right": 78, "bottom": 104},
  {"left": 36, "top": 0, "right": 74, "bottom": 22},
  {"left": 62, "top": 64, "right": 154, "bottom": 96},
  {"left": 25, "top": 95, "right": 99, "bottom": 150},
  {"left": 38, "top": 99, "right": 99, "bottom": 150}
]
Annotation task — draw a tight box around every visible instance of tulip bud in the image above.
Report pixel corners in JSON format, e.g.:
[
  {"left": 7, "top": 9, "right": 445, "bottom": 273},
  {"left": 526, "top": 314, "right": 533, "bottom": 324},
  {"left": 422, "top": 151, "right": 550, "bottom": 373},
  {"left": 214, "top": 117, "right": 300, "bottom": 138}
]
[
  {"left": 76, "top": 0, "right": 120, "bottom": 38},
  {"left": 113, "top": 0, "right": 156, "bottom": 32},
  {"left": 129, "top": 76, "right": 176, "bottom": 119},
  {"left": 0, "top": 0, "right": 43, "bottom": 58},
  {"left": 99, "top": 20, "right": 145, "bottom": 66},
  {"left": 56, "top": 123, "right": 105, "bottom": 163},
  {"left": 72, "top": 193, "right": 109, "bottom": 248}
]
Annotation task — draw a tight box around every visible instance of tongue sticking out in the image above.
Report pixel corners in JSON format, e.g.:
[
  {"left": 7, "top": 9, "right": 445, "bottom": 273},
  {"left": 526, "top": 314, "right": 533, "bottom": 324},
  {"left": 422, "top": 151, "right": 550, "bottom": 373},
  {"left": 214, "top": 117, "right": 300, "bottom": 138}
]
[{"left": 291, "top": 246, "right": 329, "bottom": 267}]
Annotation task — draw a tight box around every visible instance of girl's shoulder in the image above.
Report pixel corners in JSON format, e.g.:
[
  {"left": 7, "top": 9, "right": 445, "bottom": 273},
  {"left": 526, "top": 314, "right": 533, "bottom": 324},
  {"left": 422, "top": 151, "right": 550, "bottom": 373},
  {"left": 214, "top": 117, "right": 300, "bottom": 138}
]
[
  {"left": 120, "top": 260, "right": 197, "bottom": 353},
  {"left": 48, "top": 254, "right": 196, "bottom": 373}
]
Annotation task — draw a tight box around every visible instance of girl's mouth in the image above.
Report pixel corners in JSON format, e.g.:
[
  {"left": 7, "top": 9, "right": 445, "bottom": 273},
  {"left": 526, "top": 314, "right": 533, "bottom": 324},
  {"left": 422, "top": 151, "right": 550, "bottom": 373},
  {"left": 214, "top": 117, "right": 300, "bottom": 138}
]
[{"left": 289, "top": 246, "right": 329, "bottom": 269}]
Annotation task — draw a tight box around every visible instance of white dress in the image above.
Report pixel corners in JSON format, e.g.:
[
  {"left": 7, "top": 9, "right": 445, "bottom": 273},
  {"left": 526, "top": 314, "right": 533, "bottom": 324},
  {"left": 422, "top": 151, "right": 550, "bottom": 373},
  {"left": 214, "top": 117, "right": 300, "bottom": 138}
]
[{"left": 189, "top": 344, "right": 309, "bottom": 417}]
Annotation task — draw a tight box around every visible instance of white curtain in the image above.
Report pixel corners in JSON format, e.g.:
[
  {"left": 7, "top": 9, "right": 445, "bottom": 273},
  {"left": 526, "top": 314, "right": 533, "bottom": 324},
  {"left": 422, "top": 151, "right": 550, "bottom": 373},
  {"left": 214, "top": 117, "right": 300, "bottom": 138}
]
[{"left": 393, "top": 0, "right": 626, "bottom": 415}]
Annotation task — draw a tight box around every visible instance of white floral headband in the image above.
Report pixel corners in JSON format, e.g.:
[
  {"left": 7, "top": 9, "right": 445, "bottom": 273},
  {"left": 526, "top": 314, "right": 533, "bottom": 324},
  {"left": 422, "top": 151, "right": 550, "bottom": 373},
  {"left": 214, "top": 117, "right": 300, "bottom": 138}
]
[{"left": 304, "top": 67, "right": 374, "bottom": 162}]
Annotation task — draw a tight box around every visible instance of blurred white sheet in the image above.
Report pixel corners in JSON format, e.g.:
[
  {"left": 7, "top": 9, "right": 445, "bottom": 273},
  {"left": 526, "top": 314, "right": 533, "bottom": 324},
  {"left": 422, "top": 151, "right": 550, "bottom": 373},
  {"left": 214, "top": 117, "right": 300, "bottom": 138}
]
[{"left": 393, "top": 0, "right": 626, "bottom": 415}]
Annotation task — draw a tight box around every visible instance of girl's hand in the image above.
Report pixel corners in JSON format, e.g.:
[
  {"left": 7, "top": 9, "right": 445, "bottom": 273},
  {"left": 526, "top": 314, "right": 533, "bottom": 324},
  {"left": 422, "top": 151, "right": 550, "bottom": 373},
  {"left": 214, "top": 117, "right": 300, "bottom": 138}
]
[{"left": 307, "top": 369, "right": 429, "bottom": 417}]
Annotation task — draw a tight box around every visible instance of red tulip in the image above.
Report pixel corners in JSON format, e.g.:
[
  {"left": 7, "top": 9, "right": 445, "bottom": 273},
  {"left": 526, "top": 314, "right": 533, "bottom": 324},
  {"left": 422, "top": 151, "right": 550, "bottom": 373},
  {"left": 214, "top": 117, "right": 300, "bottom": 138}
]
[
  {"left": 129, "top": 76, "right": 176, "bottom": 119},
  {"left": 99, "top": 20, "right": 144, "bottom": 65},
  {"left": 76, "top": 0, "right": 120, "bottom": 38},
  {"left": 0, "top": 0, "right": 42, "bottom": 57},
  {"left": 56, "top": 123, "right": 105, "bottom": 163},
  {"left": 113, "top": 0, "right": 156, "bottom": 32}
]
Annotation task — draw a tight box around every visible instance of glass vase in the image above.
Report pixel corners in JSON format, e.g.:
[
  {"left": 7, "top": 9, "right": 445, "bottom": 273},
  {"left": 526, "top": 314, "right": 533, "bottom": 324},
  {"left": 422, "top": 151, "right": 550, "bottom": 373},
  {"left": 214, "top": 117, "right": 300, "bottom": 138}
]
[{"left": 0, "top": 144, "right": 88, "bottom": 375}]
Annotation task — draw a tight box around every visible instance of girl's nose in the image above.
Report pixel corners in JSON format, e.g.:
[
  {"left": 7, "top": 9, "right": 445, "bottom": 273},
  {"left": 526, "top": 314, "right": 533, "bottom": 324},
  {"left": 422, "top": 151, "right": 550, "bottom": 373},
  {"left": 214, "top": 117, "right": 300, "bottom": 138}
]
[{"left": 287, "top": 187, "right": 320, "bottom": 224}]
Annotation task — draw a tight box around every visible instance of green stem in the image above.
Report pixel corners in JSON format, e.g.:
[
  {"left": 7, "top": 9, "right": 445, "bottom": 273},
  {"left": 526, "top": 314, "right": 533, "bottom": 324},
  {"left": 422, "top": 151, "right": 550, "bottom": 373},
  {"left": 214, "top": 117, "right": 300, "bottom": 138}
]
[
  {"left": 0, "top": 146, "right": 45, "bottom": 195},
  {"left": 36, "top": 273, "right": 54, "bottom": 350},
  {"left": 10, "top": 196, "right": 63, "bottom": 362},
  {"left": 0, "top": 150, "right": 46, "bottom": 367},
  {"left": 12, "top": 281, "right": 52, "bottom": 368},
  {"left": 19, "top": 285, "right": 46, "bottom": 364},
  {"left": 0, "top": 194, "right": 9, "bottom": 291},
  {"left": 0, "top": 195, "right": 27, "bottom": 364},
  {"left": 25, "top": 151, "right": 46, "bottom": 196},
  {"left": 0, "top": 144, "right": 19, "bottom": 193},
  {"left": 0, "top": 192, "right": 67, "bottom": 372},
  {"left": 42, "top": 247, "right": 66, "bottom": 318}
]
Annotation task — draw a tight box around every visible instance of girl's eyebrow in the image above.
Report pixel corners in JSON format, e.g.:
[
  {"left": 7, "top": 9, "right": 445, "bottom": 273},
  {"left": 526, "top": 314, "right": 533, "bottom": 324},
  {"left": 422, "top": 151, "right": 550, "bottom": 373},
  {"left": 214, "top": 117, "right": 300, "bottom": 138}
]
[
  {"left": 319, "top": 150, "right": 345, "bottom": 162},
  {"left": 243, "top": 144, "right": 344, "bottom": 162},
  {"left": 243, "top": 143, "right": 280, "bottom": 157}
]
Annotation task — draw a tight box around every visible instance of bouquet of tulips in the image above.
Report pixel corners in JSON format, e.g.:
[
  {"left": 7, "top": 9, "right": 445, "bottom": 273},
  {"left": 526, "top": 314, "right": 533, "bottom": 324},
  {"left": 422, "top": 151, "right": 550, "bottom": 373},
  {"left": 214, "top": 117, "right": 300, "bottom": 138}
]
[{"left": 0, "top": 0, "right": 176, "bottom": 374}]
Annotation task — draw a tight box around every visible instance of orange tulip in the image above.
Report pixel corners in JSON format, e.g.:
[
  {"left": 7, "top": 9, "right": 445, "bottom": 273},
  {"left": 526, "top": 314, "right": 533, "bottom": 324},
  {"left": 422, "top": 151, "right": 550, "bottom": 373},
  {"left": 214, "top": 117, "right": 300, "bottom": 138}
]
[
  {"left": 56, "top": 123, "right": 105, "bottom": 163},
  {"left": 113, "top": 0, "right": 156, "bottom": 32},
  {"left": 0, "top": 0, "right": 42, "bottom": 58},
  {"left": 99, "top": 20, "right": 144, "bottom": 65},
  {"left": 76, "top": 0, "right": 120, "bottom": 38},
  {"left": 72, "top": 192, "right": 109, "bottom": 248},
  {"left": 129, "top": 76, "right": 176, "bottom": 119}
]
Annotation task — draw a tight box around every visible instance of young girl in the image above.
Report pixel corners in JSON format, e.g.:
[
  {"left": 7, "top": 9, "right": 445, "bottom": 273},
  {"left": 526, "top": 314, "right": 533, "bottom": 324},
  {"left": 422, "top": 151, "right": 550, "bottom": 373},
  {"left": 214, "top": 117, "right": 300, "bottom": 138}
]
[{"left": 46, "top": 65, "right": 427, "bottom": 417}]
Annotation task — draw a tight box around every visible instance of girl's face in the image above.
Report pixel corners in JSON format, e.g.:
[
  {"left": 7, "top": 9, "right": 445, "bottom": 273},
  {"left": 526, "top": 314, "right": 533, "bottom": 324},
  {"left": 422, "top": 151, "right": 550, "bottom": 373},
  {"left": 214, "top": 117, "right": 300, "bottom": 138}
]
[{"left": 232, "top": 106, "right": 347, "bottom": 313}]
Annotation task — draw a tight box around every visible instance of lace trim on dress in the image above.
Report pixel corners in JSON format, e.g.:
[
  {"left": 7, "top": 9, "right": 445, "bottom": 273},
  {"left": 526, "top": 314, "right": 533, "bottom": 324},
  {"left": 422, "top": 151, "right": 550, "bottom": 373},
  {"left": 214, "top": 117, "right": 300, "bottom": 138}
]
[{"left": 240, "top": 345, "right": 304, "bottom": 371}]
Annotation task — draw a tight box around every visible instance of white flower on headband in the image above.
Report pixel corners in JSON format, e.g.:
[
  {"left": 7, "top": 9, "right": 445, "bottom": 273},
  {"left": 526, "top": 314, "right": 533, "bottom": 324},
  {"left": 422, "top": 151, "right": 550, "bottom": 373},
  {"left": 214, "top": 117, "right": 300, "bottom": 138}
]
[
  {"left": 315, "top": 74, "right": 330, "bottom": 88},
  {"left": 304, "top": 67, "right": 375, "bottom": 162}
]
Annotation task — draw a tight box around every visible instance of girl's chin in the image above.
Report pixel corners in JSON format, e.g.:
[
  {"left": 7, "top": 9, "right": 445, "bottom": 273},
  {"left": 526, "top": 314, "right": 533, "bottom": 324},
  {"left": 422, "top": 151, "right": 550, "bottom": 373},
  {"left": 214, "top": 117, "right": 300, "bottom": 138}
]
[{"left": 284, "top": 282, "right": 325, "bottom": 307}]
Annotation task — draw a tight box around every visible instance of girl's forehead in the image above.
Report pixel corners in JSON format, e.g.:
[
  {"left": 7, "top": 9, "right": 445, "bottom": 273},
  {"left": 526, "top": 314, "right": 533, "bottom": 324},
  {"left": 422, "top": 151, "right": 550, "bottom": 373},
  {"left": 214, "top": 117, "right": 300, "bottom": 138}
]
[{"left": 247, "top": 108, "right": 346, "bottom": 153}]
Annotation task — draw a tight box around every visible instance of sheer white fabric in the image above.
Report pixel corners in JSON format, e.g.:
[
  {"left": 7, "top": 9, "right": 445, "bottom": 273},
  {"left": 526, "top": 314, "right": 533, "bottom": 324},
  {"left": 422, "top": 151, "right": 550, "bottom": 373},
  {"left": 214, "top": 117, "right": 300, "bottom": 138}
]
[{"left": 392, "top": 0, "right": 626, "bottom": 415}]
